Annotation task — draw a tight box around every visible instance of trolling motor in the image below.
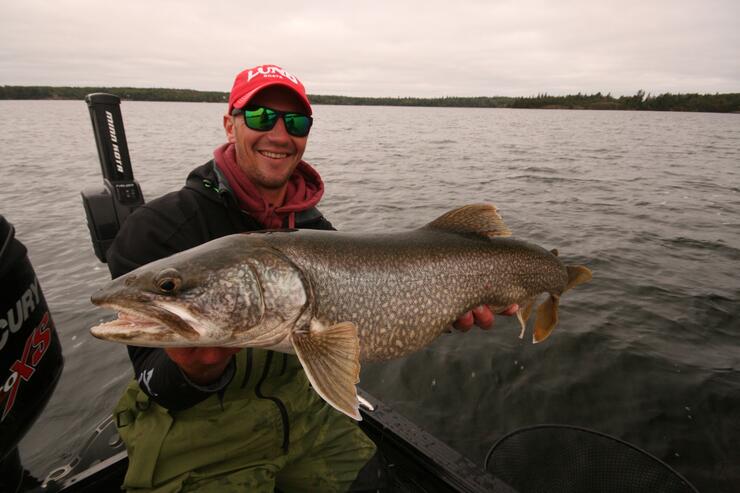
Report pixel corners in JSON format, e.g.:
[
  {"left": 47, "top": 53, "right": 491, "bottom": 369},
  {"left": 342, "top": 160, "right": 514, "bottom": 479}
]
[
  {"left": 36, "top": 94, "right": 142, "bottom": 491},
  {"left": 0, "top": 216, "right": 64, "bottom": 493},
  {"left": 81, "top": 94, "right": 144, "bottom": 263}
]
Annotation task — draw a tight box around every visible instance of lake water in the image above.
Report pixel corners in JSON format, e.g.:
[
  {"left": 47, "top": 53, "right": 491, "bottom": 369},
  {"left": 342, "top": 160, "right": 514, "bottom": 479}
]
[{"left": 1, "top": 100, "right": 739, "bottom": 491}]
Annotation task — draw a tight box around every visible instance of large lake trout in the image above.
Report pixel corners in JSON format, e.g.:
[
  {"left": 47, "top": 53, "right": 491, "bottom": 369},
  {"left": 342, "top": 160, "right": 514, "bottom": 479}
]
[{"left": 90, "top": 204, "right": 591, "bottom": 419}]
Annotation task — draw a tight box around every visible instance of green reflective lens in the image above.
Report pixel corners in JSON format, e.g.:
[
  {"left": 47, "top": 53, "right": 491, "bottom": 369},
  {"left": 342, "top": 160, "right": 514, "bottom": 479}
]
[
  {"left": 240, "top": 106, "right": 312, "bottom": 137},
  {"left": 284, "top": 113, "right": 312, "bottom": 136},
  {"left": 244, "top": 107, "right": 278, "bottom": 131}
]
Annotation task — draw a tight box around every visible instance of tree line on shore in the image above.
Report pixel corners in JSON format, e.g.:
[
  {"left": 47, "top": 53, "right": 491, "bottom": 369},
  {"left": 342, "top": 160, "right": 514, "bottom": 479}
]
[
  {"left": 1, "top": 86, "right": 738, "bottom": 113},
  {"left": 509, "top": 90, "right": 739, "bottom": 113}
]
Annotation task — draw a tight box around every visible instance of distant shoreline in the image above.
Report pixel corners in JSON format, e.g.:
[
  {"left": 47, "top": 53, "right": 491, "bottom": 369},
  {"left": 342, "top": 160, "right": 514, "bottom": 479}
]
[{"left": 1, "top": 86, "right": 738, "bottom": 113}]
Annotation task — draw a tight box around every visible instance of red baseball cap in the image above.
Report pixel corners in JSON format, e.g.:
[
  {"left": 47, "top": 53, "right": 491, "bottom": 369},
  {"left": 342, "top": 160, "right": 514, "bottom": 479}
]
[{"left": 228, "top": 64, "right": 312, "bottom": 116}]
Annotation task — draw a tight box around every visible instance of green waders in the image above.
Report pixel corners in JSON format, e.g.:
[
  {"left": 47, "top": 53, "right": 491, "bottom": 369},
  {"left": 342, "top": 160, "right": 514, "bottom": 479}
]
[{"left": 114, "top": 349, "right": 376, "bottom": 493}]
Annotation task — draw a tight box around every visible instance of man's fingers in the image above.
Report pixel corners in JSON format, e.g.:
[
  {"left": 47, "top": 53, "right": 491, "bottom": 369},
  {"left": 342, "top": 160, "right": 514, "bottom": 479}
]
[
  {"left": 472, "top": 305, "right": 495, "bottom": 329},
  {"left": 453, "top": 311, "right": 474, "bottom": 332},
  {"left": 499, "top": 304, "right": 519, "bottom": 316},
  {"left": 453, "top": 304, "right": 520, "bottom": 332}
]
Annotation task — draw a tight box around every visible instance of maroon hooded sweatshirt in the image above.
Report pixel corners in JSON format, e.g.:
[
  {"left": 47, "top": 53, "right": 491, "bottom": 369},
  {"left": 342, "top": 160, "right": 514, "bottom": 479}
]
[{"left": 213, "top": 143, "right": 324, "bottom": 229}]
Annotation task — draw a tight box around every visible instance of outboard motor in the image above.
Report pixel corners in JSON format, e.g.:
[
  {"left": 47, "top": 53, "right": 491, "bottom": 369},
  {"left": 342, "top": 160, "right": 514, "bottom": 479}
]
[{"left": 0, "top": 216, "right": 64, "bottom": 493}]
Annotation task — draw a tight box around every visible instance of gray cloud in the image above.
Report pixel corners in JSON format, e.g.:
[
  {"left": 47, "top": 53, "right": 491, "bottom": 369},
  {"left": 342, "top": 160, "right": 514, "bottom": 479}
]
[{"left": 1, "top": 0, "right": 737, "bottom": 96}]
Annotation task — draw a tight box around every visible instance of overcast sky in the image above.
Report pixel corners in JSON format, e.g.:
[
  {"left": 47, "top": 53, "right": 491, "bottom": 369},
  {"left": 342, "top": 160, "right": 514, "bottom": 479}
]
[{"left": 1, "top": 0, "right": 738, "bottom": 97}]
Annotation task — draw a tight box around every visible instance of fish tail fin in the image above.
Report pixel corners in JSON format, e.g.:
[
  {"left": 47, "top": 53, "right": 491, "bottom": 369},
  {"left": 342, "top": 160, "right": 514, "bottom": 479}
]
[
  {"left": 565, "top": 265, "right": 592, "bottom": 292},
  {"left": 532, "top": 294, "right": 560, "bottom": 343},
  {"left": 530, "top": 265, "right": 591, "bottom": 343}
]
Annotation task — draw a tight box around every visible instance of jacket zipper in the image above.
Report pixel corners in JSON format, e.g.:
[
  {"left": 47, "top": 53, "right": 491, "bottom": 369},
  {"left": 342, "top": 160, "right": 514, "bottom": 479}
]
[
  {"left": 279, "top": 353, "right": 288, "bottom": 376},
  {"left": 255, "top": 351, "right": 290, "bottom": 453},
  {"left": 240, "top": 348, "right": 253, "bottom": 388}
]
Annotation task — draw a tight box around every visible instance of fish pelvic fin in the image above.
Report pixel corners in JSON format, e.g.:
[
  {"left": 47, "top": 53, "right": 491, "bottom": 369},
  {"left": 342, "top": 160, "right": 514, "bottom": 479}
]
[
  {"left": 516, "top": 298, "right": 537, "bottom": 339},
  {"left": 425, "top": 204, "right": 512, "bottom": 238},
  {"left": 533, "top": 294, "right": 560, "bottom": 344},
  {"left": 565, "top": 265, "right": 593, "bottom": 292},
  {"left": 291, "top": 320, "right": 362, "bottom": 421}
]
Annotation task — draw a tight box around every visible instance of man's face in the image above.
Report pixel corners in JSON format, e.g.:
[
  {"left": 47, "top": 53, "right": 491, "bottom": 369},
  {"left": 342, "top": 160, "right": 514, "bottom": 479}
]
[{"left": 224, "top": 86, "right": 309, "bottom": 197}]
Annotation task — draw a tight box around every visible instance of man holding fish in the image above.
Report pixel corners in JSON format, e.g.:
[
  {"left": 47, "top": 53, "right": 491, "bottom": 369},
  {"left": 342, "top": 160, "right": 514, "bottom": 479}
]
[{"left": 101, "top": 64, "right": 525, "bottom": 493}]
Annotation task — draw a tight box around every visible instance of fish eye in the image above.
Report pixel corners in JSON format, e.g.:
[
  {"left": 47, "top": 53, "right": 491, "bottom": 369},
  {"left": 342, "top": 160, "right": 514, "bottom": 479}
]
[{"left": 154, "top": 269, "right": 182, "bottom": 294}]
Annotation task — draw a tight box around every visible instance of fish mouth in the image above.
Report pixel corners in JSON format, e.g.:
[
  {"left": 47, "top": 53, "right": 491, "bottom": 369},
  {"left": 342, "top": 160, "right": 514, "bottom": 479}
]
[{"left": 90, "top": 302, "right": 204, "bottom": 347}]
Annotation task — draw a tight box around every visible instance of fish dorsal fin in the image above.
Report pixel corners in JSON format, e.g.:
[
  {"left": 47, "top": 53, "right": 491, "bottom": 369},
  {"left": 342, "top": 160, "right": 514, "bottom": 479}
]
[
  {"left": 291, "top": 320, "right": 362, "bottom": 420},
  {"left": 425, "top": 204, "right": 512, "bottom": 238}
]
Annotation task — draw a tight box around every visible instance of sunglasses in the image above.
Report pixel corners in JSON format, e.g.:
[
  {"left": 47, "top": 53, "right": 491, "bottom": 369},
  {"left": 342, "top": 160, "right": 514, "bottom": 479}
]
[{"left": 232, "top": 105, "right": 313, "bottom": 137}]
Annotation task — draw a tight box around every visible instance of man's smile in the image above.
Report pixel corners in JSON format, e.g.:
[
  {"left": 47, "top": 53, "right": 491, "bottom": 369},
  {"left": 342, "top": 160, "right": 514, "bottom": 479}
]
[{"left": 259, "top": 150, "right": 290, "bottom": 159}]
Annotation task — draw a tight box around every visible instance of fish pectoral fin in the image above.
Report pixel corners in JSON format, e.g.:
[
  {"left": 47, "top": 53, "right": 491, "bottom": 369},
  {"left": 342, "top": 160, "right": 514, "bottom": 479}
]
[
  {"left": 533, "top": 294, "right": 560, "bottom": 343},
  {"left": 565, "top": 265, "right": 593, "bottom": 291},
  {"left": 291, "top": 321, "right": 362, "bottom": 421},
  {"left": 425, "top": 204, "right": 512, "bottom": 238}
]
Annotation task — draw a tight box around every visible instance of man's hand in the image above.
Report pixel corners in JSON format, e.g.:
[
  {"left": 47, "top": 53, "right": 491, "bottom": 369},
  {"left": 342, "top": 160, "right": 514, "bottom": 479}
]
[
  {"left": 453, "top": 304, "right": 519, "bottom": 332},
  {"left": 164, "top": 347, "right": 241, "bottom": 386}
]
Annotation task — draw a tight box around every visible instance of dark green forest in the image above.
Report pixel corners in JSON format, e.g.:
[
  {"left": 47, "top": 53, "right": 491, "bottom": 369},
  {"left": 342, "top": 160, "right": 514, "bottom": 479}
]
[
  {"left": 0, "top": 86, "right": 229, "bottom": 103},
  {"left": 1, "top": 86, "right": 738, "bottom": 113},
  {"left": 509, "top": 90, "right": 740, "bottom": 113}
]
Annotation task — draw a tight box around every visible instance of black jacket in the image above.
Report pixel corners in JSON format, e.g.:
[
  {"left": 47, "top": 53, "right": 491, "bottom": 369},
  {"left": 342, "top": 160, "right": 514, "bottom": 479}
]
[{"left": 107, "top": 160, "right": 333, "bottom": 410}]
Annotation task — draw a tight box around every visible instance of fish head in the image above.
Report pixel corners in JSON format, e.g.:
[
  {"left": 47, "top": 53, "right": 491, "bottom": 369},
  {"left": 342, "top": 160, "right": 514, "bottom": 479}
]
[{"left": 90, "top": 236, "right": 265, "bottom": 347}]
